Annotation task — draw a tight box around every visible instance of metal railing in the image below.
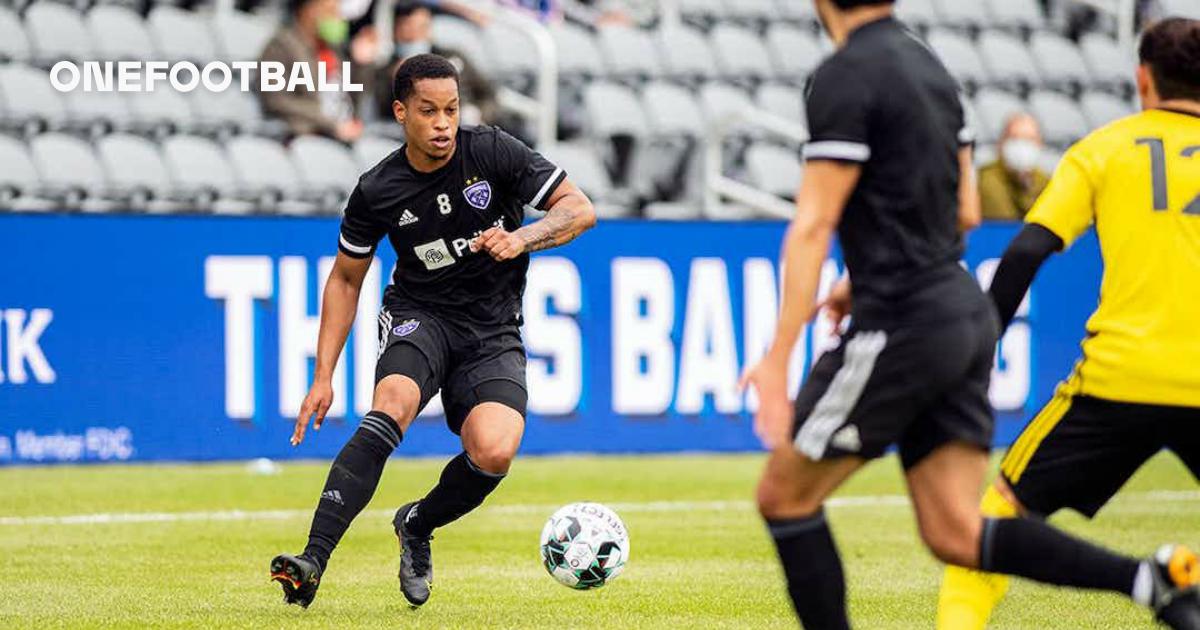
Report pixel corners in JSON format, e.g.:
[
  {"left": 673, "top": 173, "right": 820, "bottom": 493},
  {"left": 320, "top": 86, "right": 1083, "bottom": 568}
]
[{"left": 703, "top": 109, "right": 808, "bottom": 220}]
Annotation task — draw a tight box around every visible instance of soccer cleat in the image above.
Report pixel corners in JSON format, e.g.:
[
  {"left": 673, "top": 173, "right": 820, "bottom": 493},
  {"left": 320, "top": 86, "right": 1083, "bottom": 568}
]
[
  {"left": 270, "top": 553, "right": 322, "bottom": 608},
  {"left": 1150, "top": 545, "right": 1200, "bottom": 629},
  {"left": 393, "top": 501, "right": 434, "bottom": 608}
]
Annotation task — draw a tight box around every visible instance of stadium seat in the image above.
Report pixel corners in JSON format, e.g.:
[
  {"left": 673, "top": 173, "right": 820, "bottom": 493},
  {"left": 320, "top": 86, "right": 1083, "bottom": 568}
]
[
  {"left": 978, "top": 30, "right": 1041, "bottom": 92},
  {"left": 1029, "top": 32, "right": 1093, "bottom": 93},
  {"left": 161, "top": 135, "right": 253, "bottom": 214},
  {"left": 639, "top": 81, "right": 705, "bottom": 200},
  {"left": 985, "top": 0, "right": 1045, "bottom": 32},
  {"left": 225, "top": 136, "right": 316, "bottom": 214},
  {"left": 29, "top": 133, "right": 115, "bottom": 211},
  {"left": 926, "top": 28, "right": 989, "bottom": 91},
  {"left": 644, "top": 201, "right": 702, "bottom": 220},
  {"left": 597, "top": 24, "right": 662, "bottom": 80},
  {"left": 1160, "top": 0, "right": 1200, "bottom": 18},
  {"left": 1080, "top": 91, "right": 1134, "bottom": 129},
  {"left": 755, "top": 83, "right": 805, "bottom": 127},
  {"left": 703, "top": 202, "right": 758, "bottom": 221},
  {"left": 722, "top": 0, "right": 778, "bottom": 23},
  {"left": 1028, "top": 90, "right": 1089, "bottom": 148},
  {"left": 765, "top": 25, "right": 824, "bottom": 82},
  {"left": 895, "top": 0, "right": 940, "bottom": 30},
  {"left": 972, "top": 88, "right": 1027, "bottom": 144},
  {"left": 776, "top": 0, "right": 818, "bottom": 27},
  {"left": 641, "top": 82, "right": 705, "bottom": 137},
  {"left": 95, "top": 133, "right": 181, "bottom": 212},
  {"left": 484, "top": 21, "right": 540, "bottom": 85},
  {"left": 699, "top": 82, "right": 756, "bottom": 133},
  {"left": 126, "top": 88, "right": 197, "bottom": 137},
  {"left": 0, "top": 135, "right": 55, "bottom": 211},
  {"left": 1080, "top": 33, "right": 1135, "bottom": 93},
  {"left": 431, "top": 15, "right": 492, "bottom": 75},
  {"left": 583, "top": 82, "right": 648, "bottom": 138},
  {"left": 25, "top": 2, "right": 95, "bottom": 66},
  {"left": 677, "top": 0, "right": 726, "bottom": 24},
  {"left": 87, "top": 5, "right": 155, "bottom": 61},
  {"left": 710, "top": 24, "right": 775, "bottom": 82},
  {"left": 0, "top": 64, "right": 67, "bottom": 134},
  {"left": 655, "top": 24, "right": 718, "bottom": 83},
  {"left": 210, "top": 10, "right": 275, "bottom": 62},
  {"left": 148, "top": 6, "right": 219, "bottom": 64},
  {"left": 288, "top": 135, "right": 360, "bottom": 212},
  {"left": 62, "top": 89, "right": 133, "bottom": 136},
  {"left": 540, "top": 142, "right": 624, "bottom": 209},
  {"left": 0, "top": 6, "right": 31, "bottom": 63},
  {"left": 549, "top": 22, "right": 605, "bottom": 79},
  {"left": 745, "top": 143, "right": 801, "bottom": 198},
  {"left": 931, "top": 0, "right": 984, "bottom": 30},
  {"left": 353, "top": 135, "right": 399, "bottom": 171},
  {"left": 189, "top": 88, "right": 268, "bottom": 138}
]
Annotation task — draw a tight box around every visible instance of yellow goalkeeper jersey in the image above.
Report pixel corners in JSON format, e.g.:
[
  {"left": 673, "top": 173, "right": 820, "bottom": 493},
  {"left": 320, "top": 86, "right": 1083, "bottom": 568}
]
[{"left": 1025, "top": 107, "right": 1200, "bottom": 407}]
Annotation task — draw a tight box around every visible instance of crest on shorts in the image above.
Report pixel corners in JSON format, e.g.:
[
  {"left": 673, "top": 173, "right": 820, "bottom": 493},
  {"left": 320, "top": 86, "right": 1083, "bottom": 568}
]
[
  {"left": 463, "top": 179, "right": 492, "bottom": 210},
  {"left": 392, "top": 319, "right": 420, "bottom": 337}
]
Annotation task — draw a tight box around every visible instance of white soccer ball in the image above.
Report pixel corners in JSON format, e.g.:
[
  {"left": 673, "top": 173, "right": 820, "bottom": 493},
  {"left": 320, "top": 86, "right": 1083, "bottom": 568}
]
[{"left": 539, "top": 502, "right": 630, "bottom": 589}]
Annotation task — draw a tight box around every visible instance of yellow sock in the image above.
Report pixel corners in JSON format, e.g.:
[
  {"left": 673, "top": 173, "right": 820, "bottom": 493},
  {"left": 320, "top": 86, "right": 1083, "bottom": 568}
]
[{"left": 935, "top": 485, "right": 1018, "bottom": 630}]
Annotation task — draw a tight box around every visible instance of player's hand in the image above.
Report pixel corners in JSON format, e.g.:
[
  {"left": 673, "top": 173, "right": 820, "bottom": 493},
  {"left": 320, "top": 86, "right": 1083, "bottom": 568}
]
[
  {"left": 471, "top": 227, "right": 526, "bottom": 261},
  {"left": 817, "top": 276, "right": 852, "bottom": 336},
  {"left": 292, "top": 379, "right": 334, "bottom": 446},
  {"left": 739, "top": 358, "right": 792, "bottom": 450}
]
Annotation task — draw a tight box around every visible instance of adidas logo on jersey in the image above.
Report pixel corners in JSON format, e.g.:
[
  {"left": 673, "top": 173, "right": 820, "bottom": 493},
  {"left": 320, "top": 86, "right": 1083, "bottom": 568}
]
[
  {"left": 398, "top": 210, "right": 419, "bottom": 227},
  {"left": 321, "top": 489, "right": 344, "bottom": 505},
  {"left": 831, "top": 425, "right": 861, "bottom": 453}
]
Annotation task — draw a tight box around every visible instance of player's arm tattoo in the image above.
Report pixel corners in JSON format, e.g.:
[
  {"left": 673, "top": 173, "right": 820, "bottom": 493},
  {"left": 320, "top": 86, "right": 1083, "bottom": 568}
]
[{"left": 515, "top": 184, "right": 596, "bottom": 253}]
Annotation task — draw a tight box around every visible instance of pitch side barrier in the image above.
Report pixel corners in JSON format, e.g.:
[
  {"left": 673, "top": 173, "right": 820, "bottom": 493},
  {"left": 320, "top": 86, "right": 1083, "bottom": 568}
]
[{"left": 0, "top": 215, "right": 1100, "bottom": 465}]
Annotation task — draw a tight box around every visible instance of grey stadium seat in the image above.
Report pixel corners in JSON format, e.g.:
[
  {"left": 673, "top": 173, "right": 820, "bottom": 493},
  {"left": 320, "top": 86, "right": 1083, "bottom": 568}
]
[
  {"left": 1029, "top": 32, "right": 1093, "bottom": 93},
  {"left": 641, "top": 82, "right": 705, "bottom": 137},
  {"left": 986, "top": 0, "right": 1045, "bottom": 31},
  {"left": 1028, "top": 90, "right": 1089, "bottom": 148},
  {"left": 597, "top": 24, "right": 662, "bottom": 80},
  {"left": 1080, "top": 34, "right": 1134, "bottom": 92},
  {"left": 540, "top": 142, "right": 620, "bottom": 207},
  {"left": 353, "top": 135, "right": 399, "bottom": 171},
  {"left": 756, "top": 83, "right": 807, "bottom": 132},
  {"left": 722, "top": 0, "right": 778, "bottom": 23},
  {"left": 978, "top": 30, "right": 1041, "bottom": 92},
  {"left": 87, "top": 6, "right": 154, "bottom": 61},
  {"left": 0, "top": 6, "right": 31, "bottom": 63},
  {"left": 895, "top": 0, "right": 939, "bottom": 30},
  {"left": 484, "top": 21, "right": 540, "bottom": 81},
  {"left": 1080, "top": 91, "right": 1134, "bottom": 129},
  {"left": 211, "top": 10, "right": 275, "bottom": 62},
  {"left": 148, "top": 6, "right": 218, "bottom": 63},
  {"left": 125, "top": 88, "right": 196, "bottom": 135},
  {"left": 699, "top": 82, "right": 756, "bottom": 132},
  {"left": 96, "top": 134, "right": 180, "bottom": 212},
  {"left": 644, "top": 201, "right": 702, "bottom": 220},
  {"left": 0, "top": 135, "right": 54, "bottom": 211},
  {"left": 0, "top": 64, "right": 67, "bottom": 133},
  {"left": 678, "top": 0, "right": 726, "bottom": 22},
  {"left": 584, "top": 82, "right": 648, "bottom": 138},
  {"left": 190, "top": 88, "right": 264, "bottom": 136},
  {"left": 25, "top": 2, "right": 95, "bottom": 66},
  {"left": 745, "top": 143, "right": 802, "bottom": 198},
  {"left": 656, "top": 25, "right": 718, "bottom": 82},
  {"left": 161, "top": 135, "right": 252, "bottom": 214},
  {"left": 926, "top": 29, "right": 988, "bottom": 91},
  {"left": 972, "top": 89, "right": 1027, "bottom": 144},
  {"left": 766, "top": 25, "right": 824, "bottom": 82},
  {"left": 431, "top": 15, "right": 491, "bottom": 75},
  {"left": 63, "top": 89, "right": 133, "bottom": 135},
  {"left": 777, "top": 0, "right": 818, "bottom": 26},
  {"left": 30, "top": 133, "right": 114, "bottom": 211},
  {"left": 549, "top": 22, "right": 605, "bottom": 79},
  {"left": 932, "top": 0, "right": 985, "bottom": 30},
  {"left": 710, "top": 24, "right": 775, "bottom": 81},
  {"left": 225, "top": 136, "right": 315, "bottom": 214},
  {"left": 639, "top": 81, "right": 706, "bottom": 200},
  {"left": 1160, "top": 0, "right": 1200, "bottom": 18},
  {"left": 289, "top": 135, "right": 360, "bottom": 209}
]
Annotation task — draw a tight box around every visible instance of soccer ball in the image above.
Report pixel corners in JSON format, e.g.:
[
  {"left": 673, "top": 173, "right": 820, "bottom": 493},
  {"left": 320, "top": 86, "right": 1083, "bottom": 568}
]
[{"left": 539, "top": 502, "right": 629, "bottom": 589}]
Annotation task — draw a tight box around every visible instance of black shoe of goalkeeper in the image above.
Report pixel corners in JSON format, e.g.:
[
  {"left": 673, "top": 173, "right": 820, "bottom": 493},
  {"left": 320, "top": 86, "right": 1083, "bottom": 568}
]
[
  {"left": 393, "top": 501, "right": 434, "bottom": 607},
  {"left": 1150, "top": 545, "right": 1200, "bottom": 629},
  {"left": 270, "top": 553, "right": 322, "bottom": 608}
]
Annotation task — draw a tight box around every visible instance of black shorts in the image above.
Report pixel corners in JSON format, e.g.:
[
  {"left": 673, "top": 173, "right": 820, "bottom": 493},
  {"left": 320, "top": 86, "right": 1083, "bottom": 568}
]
[
  {"left": 791, "top": 306, "right": 998, "bottom": 470},
  {"left": 1000, "top": 390, "right": 1200, "bottom": 518},
  {"left": 375, "top": 307, "right": 527, "bottom": 435}
]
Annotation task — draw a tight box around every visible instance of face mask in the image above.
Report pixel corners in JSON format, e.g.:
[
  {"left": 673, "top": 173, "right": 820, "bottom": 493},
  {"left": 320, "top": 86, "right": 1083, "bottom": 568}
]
[
  {"left": 1002, "top": 138, "right": 1041, "bottom": 174},
  {"left": 317, "top": 18, "right": 348, "bottom": 46},
  {"left": 395, "top": 40, "right": 432, "bottom": 59}
]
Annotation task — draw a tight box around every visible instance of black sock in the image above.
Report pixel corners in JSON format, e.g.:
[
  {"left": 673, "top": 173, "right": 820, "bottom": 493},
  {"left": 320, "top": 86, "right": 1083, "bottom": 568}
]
[
  {"left": 767, "top": 511, "right": 851, "bottom": 630},
  {"left": 979, "top": 517, "right": 1140, "bottom": 597},
  {"left": 404, "top": 452, "right": 504, "bottom": 538},
  {"left": 302, "top": 411, "right": 402, "bottom": 572}
]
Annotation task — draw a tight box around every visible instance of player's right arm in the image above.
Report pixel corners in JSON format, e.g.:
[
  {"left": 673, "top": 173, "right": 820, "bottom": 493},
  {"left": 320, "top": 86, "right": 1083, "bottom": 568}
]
[{"left": 292, "top": 184, "right": 387, "bottom": 446}]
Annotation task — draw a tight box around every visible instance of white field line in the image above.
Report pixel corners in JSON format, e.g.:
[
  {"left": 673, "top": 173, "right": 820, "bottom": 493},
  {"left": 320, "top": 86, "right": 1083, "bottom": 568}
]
[{"left": 0, "top": 491, "right": 1195, "bottom": 527}]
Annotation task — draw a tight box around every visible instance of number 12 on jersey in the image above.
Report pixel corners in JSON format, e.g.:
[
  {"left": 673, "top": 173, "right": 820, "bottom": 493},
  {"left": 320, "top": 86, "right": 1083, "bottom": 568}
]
[{"left": 1136, "top": 137, "right": 1200, "bottom": 215}]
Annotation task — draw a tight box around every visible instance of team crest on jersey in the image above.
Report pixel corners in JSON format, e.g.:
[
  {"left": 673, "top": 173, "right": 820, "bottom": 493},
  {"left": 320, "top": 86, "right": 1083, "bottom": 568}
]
[
  {"left": 463, "top": 178, "right": 492, "bottom": 211},
  {"left": 392, "top": 319, "right": 420, "bottom": 337}
]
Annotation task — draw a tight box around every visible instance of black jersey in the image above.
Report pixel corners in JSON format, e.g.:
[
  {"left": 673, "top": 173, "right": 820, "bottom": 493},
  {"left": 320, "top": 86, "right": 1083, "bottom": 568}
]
[
  {"left": 337, "top": 125, "right": 566, "bottom": 324},
  {"left": 803, "top": 17, "right": 985, "bottom": 328}
]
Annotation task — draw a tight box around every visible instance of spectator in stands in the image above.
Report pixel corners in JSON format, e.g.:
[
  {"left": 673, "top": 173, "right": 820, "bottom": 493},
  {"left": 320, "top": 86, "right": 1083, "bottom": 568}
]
[
  {"left": 979, "top": 113, "right": 1050, "bottom": 221},
  {"left": 496, "top": 0, "right": 634, "bottom": 26},
  {"left": 258, "top": 0, "right": 365, "bottom": 142}
]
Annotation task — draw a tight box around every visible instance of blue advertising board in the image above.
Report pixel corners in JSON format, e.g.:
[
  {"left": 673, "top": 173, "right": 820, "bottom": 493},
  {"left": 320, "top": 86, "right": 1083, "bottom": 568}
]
[{"left": 0, "top": 214, "right": 1100, "bottom": 464}]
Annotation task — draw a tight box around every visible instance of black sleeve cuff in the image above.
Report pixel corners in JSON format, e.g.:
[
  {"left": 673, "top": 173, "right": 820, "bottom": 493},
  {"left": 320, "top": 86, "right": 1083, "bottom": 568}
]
[{"left": 338, "top": 233, "right": 376, "bottom": 259}]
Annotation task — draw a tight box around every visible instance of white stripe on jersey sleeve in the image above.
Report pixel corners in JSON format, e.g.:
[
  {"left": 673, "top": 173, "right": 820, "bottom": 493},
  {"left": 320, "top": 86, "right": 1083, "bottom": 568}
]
[
  {"left": 528, "top": 166, "right": 565, "bottom": 208},
  {"left": 339, "top": 234, "right": 373, "bottom": 255},
  {"left": 804, "top": 141, "right": 872, "bottom": 163}
]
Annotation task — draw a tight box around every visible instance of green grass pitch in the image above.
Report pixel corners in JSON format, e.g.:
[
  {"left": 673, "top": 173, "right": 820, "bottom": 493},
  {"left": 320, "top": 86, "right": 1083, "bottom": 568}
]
[{"left": 1, "top": 452, "right": 1196, "bottom": 629}]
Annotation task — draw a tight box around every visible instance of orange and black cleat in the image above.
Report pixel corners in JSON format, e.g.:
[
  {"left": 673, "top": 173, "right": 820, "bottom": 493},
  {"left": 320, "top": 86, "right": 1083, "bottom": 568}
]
[
  {"left": 1151, "top": 545, "right": 1200, "bottom": 630},
  {"left": 270, "top": 553, "right": 322, "bottom": 608}
]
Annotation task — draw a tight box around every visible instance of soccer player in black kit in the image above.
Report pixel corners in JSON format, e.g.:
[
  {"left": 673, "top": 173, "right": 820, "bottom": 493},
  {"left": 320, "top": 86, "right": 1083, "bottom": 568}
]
[
  {"left": 739, "top": 1, "right": 1200, "bottom": 628},
  {"left": 269, "top": 54, "right": 595, "bottom": 608}
]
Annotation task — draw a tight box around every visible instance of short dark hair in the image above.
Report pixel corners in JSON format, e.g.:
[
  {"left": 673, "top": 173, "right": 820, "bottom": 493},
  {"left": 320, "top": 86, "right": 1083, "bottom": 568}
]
[
  {"left": 1139, "top": 17, "right": 1200, "bottom": 101},
  {"left": 392, "top": 53, "right": 460, "bottom": 103},
  {"left": 831, "top": 0, "right": 895, "bottom": 9}
]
